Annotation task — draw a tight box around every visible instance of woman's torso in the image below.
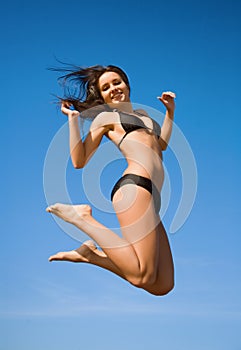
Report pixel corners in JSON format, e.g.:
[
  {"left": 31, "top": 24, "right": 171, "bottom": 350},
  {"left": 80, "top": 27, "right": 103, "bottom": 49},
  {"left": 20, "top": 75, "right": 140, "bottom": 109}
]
[{"left": 97, "top": 109, "right": 164, "bottom": 190}]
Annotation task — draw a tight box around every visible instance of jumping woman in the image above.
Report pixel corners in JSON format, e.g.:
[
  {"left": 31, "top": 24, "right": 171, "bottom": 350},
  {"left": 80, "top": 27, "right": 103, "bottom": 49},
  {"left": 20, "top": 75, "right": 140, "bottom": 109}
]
[{"left": 46, "top": 65, "right": 176, "bottom": 296}]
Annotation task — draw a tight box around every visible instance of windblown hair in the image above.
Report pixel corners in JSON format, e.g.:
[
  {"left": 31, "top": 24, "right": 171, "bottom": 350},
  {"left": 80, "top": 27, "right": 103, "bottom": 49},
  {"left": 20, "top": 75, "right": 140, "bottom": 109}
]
[{"left": 50, "top": 63, "right": 131, "bottom": 119}]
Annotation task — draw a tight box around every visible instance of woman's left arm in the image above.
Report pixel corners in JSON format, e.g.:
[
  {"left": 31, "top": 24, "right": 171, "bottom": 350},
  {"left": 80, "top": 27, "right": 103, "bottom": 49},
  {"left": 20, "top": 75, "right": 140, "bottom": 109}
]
[{"left": 158, "top": 91, "right": 176, "bottom": 150}]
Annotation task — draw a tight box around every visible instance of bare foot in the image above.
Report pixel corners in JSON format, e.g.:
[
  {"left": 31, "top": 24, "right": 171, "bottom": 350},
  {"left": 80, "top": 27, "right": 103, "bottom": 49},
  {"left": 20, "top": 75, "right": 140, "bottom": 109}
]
[
  {"left": 49, "top": 240, "right": 97, "bottom": 263},
  {"left": 46, "top": 203, "right": 92, "bottom": 224}
]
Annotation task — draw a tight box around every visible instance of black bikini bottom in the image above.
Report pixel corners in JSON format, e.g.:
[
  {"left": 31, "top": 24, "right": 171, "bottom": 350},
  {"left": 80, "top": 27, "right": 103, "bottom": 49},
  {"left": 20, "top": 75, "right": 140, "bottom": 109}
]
[{"left": 111, "top": 174, "right": 161, "bottom": 214}]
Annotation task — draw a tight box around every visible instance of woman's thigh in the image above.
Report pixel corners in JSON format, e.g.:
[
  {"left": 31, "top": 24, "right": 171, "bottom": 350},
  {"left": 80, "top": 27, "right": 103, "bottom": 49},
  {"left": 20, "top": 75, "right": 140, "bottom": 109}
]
[
  {"left": 113, "top": 187, "right": 174, "bottom": 293},
  {"left": 112, "top": 184, "right": 161, "bottom": 267}
]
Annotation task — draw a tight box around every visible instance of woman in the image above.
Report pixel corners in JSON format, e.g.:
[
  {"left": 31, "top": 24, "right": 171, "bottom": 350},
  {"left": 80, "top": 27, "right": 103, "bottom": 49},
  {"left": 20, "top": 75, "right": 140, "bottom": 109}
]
[{"left": 46, "top": 65, "right": 176, "bottom": 296}]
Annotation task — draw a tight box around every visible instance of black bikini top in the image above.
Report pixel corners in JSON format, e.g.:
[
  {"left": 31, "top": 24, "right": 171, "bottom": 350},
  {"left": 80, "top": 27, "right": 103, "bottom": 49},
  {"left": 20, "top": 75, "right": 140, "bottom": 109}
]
[{"left": 116, "top": 110, "right": 161, "bottom": 148}]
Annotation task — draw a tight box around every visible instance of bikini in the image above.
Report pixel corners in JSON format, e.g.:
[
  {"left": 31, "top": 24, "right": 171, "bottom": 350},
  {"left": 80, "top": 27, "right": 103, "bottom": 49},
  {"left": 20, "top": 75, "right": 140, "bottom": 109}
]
[
  {"left": 117, "top": 110, "right": 161, "bottom": 148},
  {"left": 111, "top": 110, "right": 161, "bottom": 213}
]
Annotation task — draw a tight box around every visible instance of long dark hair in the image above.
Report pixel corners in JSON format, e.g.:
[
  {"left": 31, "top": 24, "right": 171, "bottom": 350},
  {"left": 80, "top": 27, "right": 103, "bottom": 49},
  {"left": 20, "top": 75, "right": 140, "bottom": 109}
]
[{"left": 50, "top": 63, "right": 131, "bottom": 119}]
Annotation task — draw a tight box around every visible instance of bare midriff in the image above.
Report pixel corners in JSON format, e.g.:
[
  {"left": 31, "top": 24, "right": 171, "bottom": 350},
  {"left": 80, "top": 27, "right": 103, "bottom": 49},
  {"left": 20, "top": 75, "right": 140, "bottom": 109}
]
[{"left": 120, "top": 131, "right": 164, "bottom": 191}]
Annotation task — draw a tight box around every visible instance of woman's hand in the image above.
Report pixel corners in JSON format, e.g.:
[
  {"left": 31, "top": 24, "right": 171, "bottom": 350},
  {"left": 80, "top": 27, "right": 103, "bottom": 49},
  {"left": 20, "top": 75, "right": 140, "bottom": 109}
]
[
  {"left": 157, "top": 91, "right": 176, "bottom": 114},
  {"left": 61, "top": 101, "right": 80, "bottom": 118}
]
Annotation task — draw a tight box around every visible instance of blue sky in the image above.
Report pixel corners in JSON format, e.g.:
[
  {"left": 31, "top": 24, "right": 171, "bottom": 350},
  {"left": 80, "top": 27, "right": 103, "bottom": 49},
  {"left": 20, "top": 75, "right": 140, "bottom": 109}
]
[{"left": 1, "top": 0, "right": 241, "bottom": 349}]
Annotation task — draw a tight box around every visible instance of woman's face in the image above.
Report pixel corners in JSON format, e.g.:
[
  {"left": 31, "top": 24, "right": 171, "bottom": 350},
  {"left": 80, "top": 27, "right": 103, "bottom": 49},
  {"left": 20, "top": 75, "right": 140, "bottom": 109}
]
[{"left": 98, "top": 71, "right": 130, "bottom": 106}]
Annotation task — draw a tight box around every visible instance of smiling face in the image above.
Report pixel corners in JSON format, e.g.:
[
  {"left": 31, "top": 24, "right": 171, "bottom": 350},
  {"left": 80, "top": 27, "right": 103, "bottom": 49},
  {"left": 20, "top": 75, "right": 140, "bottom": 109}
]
[{"left": 98, "top": 71, "right": 131, "bottom": 106}]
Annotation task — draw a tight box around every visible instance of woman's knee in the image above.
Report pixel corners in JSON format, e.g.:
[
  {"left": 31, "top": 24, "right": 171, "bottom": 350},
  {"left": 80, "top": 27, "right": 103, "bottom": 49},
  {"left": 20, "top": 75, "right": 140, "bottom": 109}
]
[
  {"left": 130, "top": 277, "right": 174, "bottom": 296},
  {"left": 149, "top": 280, "right": 175, "bottom": 296}
]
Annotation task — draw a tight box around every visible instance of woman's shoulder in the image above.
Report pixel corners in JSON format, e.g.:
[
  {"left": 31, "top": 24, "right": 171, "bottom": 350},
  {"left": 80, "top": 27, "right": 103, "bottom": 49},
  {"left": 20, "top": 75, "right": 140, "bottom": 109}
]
[
  {"left": 90, "top": 110, "right": 119, "bottom": 130},
  {"left": 134, "top": 108, "right": 150, "bottom": 117}
]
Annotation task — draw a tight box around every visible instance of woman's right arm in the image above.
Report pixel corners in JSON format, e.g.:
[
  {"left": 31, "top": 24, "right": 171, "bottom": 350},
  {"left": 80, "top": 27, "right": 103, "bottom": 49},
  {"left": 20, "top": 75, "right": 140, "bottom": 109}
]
[{"left": 62, "top": 102, "right": 111, "bottom": 168}]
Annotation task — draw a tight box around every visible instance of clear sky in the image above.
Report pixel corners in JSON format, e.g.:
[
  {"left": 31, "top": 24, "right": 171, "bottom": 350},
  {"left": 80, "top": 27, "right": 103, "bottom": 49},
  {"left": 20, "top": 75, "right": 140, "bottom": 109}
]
[{"left": 1, "top": 0, "right": 241, "bottom": 349}]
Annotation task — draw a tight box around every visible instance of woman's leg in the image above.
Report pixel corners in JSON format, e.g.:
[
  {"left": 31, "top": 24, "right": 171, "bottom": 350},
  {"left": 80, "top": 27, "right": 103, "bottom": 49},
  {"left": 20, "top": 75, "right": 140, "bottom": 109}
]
[
  {"left": 48, "top": 239, "right": 126, "bottom": 280},
  {"left": 111, "top": 185, "right": 174, "bottom": 291},
  {"left": 47, "top": 202, "right": 146, "bottom": 285},
  {"left": 139, "top": 221, "right": 174, "bottom": 295},
  {"left": 48, "top": 223, "right": 174, "bottom": 295},
  {"left": 46, "top": 185, "right": 174, "bottom": 291}
]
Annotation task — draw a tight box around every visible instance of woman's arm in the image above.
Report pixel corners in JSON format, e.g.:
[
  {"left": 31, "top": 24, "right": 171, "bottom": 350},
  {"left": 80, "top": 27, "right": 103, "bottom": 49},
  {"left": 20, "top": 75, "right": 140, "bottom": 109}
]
[
  {"left": 157, "top": 91, "right": 176, "bottom": 151},
  {"left": 61, "top": 102, "right": 111, "bottom": 168}
]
